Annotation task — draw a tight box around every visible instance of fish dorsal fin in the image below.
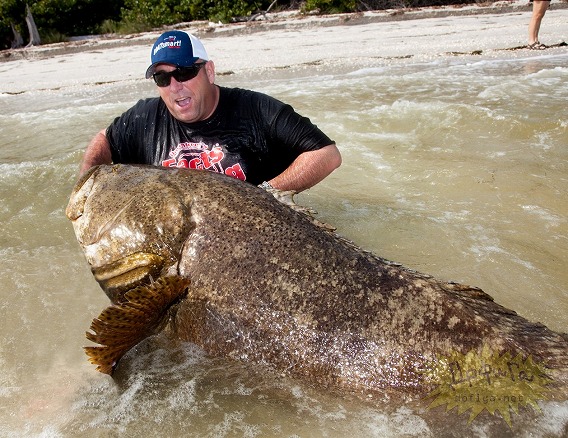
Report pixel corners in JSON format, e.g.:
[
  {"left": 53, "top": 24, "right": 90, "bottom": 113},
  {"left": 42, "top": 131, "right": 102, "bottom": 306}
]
[
  {"left": 84, "top": 276, "right": 190, "bottom": 375},
  {"left": 267, "top": 188, "right": 336, "bottom": 232}
]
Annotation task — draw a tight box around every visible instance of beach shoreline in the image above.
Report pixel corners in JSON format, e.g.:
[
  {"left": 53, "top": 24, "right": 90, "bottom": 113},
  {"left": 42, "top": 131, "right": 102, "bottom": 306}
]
[
  {"left": 2, "top": 1, "right": 566, "bottom": 59},
  {"left": 1, "top": 0, "right": 567, "bottom": 94}
]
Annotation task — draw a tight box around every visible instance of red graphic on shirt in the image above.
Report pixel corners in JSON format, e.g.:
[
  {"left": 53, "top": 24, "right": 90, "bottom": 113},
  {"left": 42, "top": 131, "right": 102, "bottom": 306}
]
[
  {"left": 161, "top": 142, "right": 247, "bottom": 181},
  {"left": 225, "top": 163, "right": 246, "bottom": 180},
  {"left": 200, "top": 147, "right": 224, "bottom": 169}
]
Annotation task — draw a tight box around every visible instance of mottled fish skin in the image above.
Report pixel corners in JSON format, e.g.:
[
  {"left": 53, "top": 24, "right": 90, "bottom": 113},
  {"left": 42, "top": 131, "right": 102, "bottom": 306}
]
[{"left": 67, "top": 164, "right": 568, "bottom": 398}]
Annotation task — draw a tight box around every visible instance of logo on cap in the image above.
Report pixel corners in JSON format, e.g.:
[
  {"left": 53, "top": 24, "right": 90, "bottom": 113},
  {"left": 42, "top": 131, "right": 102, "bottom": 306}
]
[{"left": 153, "top": 36, "right": 182, "bottom": 56}]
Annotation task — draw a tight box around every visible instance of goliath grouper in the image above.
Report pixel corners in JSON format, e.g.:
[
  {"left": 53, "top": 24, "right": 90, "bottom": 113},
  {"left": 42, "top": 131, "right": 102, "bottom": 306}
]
[{"left": 66, "top": 164, "right": 567, "bottom": 423}]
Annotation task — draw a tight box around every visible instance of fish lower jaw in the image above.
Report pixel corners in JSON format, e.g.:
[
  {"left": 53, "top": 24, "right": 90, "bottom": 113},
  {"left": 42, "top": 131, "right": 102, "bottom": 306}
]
[{"left": 91, "top": 252, "right": 165, "bottom": 302}]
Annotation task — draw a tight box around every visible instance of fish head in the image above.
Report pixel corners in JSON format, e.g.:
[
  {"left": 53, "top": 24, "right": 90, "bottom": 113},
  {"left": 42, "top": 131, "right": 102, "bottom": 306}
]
[{"left": 66, "top": 164, "right": 194, "bottom": 303}]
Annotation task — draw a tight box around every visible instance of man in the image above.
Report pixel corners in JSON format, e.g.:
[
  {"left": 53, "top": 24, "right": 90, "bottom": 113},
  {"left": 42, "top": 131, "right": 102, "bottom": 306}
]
[{"left": 80, "top": 30, "right": 341, "bottom": 192}]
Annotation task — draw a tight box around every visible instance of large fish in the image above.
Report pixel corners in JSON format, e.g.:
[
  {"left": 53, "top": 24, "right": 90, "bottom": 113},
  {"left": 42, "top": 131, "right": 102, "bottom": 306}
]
[{"left": 66, "top": 164, "right": 567, "bottom": 424}]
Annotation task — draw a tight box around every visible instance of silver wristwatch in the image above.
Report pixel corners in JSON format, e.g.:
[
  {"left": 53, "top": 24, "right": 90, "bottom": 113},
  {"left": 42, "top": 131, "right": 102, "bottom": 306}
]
[{"left": 258, "top": 181, "right": 273, "bottom": 190}]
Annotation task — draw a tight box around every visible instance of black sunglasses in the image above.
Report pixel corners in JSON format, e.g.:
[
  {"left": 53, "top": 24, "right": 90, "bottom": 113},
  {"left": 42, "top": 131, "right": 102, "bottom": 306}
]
[{"left": 152, "top": 63, "right": 207, "bottom": 87}]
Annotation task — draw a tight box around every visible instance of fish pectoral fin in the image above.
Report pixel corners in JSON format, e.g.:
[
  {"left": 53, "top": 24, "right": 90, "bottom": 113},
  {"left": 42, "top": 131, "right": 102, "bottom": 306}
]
[{"left": 84, "top": 276, "right": 190, "bottom": 375}]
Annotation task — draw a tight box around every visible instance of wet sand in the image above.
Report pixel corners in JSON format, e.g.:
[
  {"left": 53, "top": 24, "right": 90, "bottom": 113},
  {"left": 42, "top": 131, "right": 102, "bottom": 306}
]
[{"left": 1, "top": 1, "right": 567, "bottom": 94}]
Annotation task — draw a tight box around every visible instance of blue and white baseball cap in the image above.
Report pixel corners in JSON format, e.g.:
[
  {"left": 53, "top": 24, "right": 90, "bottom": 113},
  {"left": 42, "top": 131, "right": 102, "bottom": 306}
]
[{"left": 145, "top": 31, "right": 209, "bottom": 79}]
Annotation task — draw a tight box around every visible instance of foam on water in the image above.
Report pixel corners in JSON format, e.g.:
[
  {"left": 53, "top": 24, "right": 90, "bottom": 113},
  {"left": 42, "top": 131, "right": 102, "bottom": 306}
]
[{"left": 5, "top": 332, "right": 566, "bottom": 437}]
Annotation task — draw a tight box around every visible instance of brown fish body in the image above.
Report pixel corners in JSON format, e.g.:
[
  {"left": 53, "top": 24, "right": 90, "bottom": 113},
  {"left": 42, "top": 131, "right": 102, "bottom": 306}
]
[{"left": 66, "top": 164, "right": 568, "bottom": 402}]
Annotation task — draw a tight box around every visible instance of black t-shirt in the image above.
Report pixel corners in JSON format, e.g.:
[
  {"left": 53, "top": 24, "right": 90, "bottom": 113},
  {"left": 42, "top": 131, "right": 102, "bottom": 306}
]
[{"left": 106, "top": 86, "right": 334, "bottom": 185}]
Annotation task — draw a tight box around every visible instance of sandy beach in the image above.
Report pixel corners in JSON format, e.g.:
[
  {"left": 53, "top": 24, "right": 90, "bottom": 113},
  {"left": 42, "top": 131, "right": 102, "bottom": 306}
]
[{"left": 1, "top": 1, "right": 567, "bottom": 94}]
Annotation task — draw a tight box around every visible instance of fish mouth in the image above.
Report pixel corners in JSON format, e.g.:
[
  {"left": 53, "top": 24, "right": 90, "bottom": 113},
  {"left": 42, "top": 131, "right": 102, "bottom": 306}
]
[
  {"left": 66, "top": 166, "right": 99, "bottom": 222},
  {"left": 92, "top": 252, "right": 165, "bottom": 303}
]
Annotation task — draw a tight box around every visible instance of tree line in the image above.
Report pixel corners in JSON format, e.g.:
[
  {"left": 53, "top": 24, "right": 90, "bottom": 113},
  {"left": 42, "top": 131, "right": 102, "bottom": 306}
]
[{"left": 1, "top": 0, "right": 479, "bottom": 51}]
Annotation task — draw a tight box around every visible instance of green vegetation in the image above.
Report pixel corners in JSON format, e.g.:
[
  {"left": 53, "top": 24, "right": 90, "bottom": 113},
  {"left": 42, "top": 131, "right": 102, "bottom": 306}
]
[{"left": 1, "top": 0, "right": 481, "bottom": 50}]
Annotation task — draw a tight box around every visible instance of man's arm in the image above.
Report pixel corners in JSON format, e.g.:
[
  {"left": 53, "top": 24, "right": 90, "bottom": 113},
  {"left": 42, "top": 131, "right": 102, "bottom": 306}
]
[
  {"left": 79, "top": 129, "right": 113, "bottom": 176},
  {"left": 267, "top": 144, "right": 341, "bottom": 192}
]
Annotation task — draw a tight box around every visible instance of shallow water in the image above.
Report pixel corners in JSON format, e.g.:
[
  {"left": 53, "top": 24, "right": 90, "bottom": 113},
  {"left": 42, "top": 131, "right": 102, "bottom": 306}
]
[{"left": 1, "top": 50, "right": 567, "bottom": 436}]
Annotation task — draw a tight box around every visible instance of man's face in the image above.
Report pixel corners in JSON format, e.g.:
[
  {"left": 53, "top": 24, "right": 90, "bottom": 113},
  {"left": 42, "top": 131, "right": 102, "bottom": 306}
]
[{"left": 154, "top": 61, "right": 218, "bottom": 124}]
